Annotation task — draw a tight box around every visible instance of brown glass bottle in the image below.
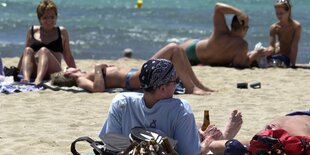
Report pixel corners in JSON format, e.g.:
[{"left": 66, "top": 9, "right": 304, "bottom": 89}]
[
  {"left": 117, "top": 141, "right": 139, "bottom": 155},
  {"left": 161, "top": 137, "right": 178, "bottom": 155},
  {"left": 201, "top": 110, "right": 210, "bottom": 131}
]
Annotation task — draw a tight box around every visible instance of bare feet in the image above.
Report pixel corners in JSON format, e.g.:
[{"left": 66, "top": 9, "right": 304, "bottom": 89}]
[
  {"left": 189, "top": 87, "right": 211, "bottom": 95},
  {"left": 199, "top": 124, "right": 223, "bottom": 154},
  {"left": 21, "top": 79, "right": 30, "bottom": 83},
  {"left": 222, "top": 110, "right": 243, "bottom": 139}
]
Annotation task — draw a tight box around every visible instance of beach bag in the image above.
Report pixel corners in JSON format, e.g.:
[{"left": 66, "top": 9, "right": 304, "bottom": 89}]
[
  {"left": 71, "top": 133, "right": 131, "bottom": 155},
  {"left": 3, "top": 66, "right": 21, "bottom": 81},
  {"left": 249, "top": 129, "right": 310, "bottom": 155}
]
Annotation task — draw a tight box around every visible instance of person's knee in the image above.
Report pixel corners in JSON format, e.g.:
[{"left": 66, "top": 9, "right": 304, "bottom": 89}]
[
  {"left": 37, "top": 47, "right": 51, "bottom": 56},
  {"left": 166, "top": 43, "right": 181, "bottom": 54},
  {"left": 23, "top": 47, "right": 35, "bottom": 56}
]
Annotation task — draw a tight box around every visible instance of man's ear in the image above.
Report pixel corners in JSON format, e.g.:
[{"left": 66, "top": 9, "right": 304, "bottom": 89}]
[{"left": 240, "top": 20, "right": 245, "bottom": 26}]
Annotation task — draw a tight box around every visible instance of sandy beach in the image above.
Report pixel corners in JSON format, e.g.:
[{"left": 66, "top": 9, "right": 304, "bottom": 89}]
[{"left": 1, "top": 57, "right": 309, "bottom": 155}]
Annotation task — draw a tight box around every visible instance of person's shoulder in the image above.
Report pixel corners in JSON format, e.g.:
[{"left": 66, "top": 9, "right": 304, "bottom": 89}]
[
  {"left": 113, "top": 92, "right": 143, "bottom": 102},
  {"left": 58, "top": 26, "right": 69, "bottom": 35},
  {"left": 292, "top": 20, "right": 301, "bottom": 29},
  {"left": 30, "top": 25, "right": 40, "bottom": 32},
  {"left": 111, "top": 92, "right": 143, "bottom": 109},
  {"left": 163, "top": 98, "right": 193, "bottom": 113},
  {"left": 58, "top": 26, "right": 67, "bottom": 31}
]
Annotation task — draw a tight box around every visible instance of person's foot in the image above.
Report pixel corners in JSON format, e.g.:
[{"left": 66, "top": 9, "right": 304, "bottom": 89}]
[
  {"left": 21, "top": 79, "right": 30, "bottom": 83},
  {"left": 202, "top": 86, "right": 218, "bottom": 92},
  {"left": 199, "top": 124, "right": 223, "bottom": 154},
  {"left": 222, "top": 110, "right": 243, "bottom": 139},
  {"left": 189, "top": 87, "right": 211, "bottom": 95}
]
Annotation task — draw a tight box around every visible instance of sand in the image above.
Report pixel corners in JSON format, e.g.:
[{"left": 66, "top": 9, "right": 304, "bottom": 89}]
[{"left": 1, "top": 57, "right": 309, "bottom": 155}]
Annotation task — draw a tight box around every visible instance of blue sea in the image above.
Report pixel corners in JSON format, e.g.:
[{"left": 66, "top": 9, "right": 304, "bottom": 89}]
[{"left": 0, "top": 0, "right": 309, "bottom": 63}]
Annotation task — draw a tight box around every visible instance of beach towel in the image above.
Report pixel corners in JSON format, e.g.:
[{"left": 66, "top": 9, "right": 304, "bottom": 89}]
[
  {"left": 41, "top": 82, "right": 86, "bottom": 93},
  {"left": 0, "top": 82, "right": 44, "bottom": 94}
]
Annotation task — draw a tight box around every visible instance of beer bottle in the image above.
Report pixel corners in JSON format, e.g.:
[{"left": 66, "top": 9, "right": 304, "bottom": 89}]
[
  {"left": 161, "top": 137, "right": 178, "bottom": 155},
  {"left": 201, "top": 110, "right": 210, "bottom": 131},
  {"left": 117, "top": 141, "right": 139, "bottom": 155}
]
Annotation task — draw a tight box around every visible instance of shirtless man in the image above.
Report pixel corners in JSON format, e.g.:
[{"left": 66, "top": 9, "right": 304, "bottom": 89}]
[
  {"left": 206, "top": 110, "right": 310, "bottom": 154},
  {"left": 180, "top": 3, "right": 263, "bottom": 68}
]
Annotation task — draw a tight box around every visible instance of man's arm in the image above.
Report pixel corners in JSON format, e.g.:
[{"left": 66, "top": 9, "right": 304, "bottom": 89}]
[
  {"left": 174, "top": 112, "right": 200, "bottom": 155},
  {"left": 213, "top": 3, "right": 248, "bottom": 36},
  {"left": 76, "top": 64, "right": 107, "bottom": 92},
  {"left": 265, "top": 24, "right": 277, "bottom": 56},
  {"left": 61, "top": 27, "right": 76, "bottom": 68}
]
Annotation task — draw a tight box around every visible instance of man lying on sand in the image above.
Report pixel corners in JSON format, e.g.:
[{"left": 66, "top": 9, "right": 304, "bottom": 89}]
[
  {"left": 203, "top": 110, "right": 310, "bottom": 154},
  {"left": 52, "top": 52, "right": 214, "bottom": 94},
  {"left": 179, "top": 3, "right": 264, "bottom": 68}
]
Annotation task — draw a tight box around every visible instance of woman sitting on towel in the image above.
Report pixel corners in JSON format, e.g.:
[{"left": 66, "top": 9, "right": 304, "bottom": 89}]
[
  {"left": 17, "top": 0, "right": 76, "bottom": 84},
  {"left": 52, "top": 43, "right": 215, "bottom": 95},
  {"left": 263, "top": 0, "right": 301, "bottom": 67}
]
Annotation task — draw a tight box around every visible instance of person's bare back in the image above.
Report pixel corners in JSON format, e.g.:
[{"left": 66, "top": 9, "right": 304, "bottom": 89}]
[
  {"left": 181, "top": 3, "right": 259, "bottom": 68},
  {"left": 196, "top": 35, "right": 247, "bottom": 66},
  {"left": 266, "top": 115, "right": 310, "bottom": 136}
]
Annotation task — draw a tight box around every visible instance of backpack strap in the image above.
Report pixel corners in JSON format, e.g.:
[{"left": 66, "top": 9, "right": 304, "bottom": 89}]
[{"left": 71, "top": 136, "right": 105, "bottom": 155}]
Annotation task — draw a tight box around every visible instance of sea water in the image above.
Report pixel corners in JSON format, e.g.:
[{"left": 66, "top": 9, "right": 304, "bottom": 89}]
[{"left": 0, "top": 0, "right": 309, "bottom": 63}]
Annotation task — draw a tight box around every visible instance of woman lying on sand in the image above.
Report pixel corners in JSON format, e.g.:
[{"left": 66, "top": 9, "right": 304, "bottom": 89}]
[{"left": 52, "top": 43, "right": 214, "bottom": 95}]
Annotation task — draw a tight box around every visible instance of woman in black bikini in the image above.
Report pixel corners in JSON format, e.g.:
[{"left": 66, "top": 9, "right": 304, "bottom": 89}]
[{"left": 18, "top": 0, "right": 76, "bottom": 84}]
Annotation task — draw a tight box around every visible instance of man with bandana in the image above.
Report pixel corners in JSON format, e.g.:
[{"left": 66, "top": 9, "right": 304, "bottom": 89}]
[{"left": 99, "top": 59, "right": 225, "bottom": 154}]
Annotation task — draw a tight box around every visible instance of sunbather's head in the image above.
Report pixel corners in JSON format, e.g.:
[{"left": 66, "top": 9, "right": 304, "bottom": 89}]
[
  {"left": 37, "top": 0, "right": 58, "bottom": 22},
  {"left": 51, "top": 71, "right": 77, "bottom": 87},
  {"left": 275, "top": 0, "right": 291, "bottom": 21},
  {"left": 231, "top": 15, "right": 249, "bottom": 37}
]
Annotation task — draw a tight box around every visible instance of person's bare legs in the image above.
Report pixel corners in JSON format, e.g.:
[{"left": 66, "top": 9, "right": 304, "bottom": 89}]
[
  {"left": 34, "top": 47, "right": 62, "bottom": 84},
  {"left": 151, "top": 43, "right": 210, "bottom": 95},
  {"left": 199, "top": 124, "right": 223, "bottom": 154},
  {"left": 21, "top": 47, "right": 36, "bottom": 82},
  {"left": 222, "top": 110, "right": 243, "bottom": 139}
]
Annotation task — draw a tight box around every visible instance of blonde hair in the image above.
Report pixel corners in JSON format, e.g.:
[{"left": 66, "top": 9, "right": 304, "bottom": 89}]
[
  {"left": 275, "top": 0, "right": 292, "bottom": 20},
  {"left": 36, "top": 0, "right": 58, "bottom": 20},
  {"left": 50, "top": 71, "right": 77, "bottom": 87}
]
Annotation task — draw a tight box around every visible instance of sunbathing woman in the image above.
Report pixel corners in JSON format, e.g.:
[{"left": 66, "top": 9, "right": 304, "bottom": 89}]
[
  {"left": 18, "top": 0, "right": 76, "bottom": 84},
  {"left": 54, "top": 43, "right": 214, "bottom": 95}
]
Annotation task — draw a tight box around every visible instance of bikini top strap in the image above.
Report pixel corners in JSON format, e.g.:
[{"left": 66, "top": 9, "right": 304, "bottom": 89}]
[
  {"left": 57, "top": 26, "right": 62, "bottom": 39},
  {"left": 31, "top": 25, "right": 35, "bottom": 38}
]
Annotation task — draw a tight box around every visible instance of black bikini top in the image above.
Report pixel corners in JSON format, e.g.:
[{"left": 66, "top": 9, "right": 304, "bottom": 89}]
[{"left": 29, "top": 26, "right": 63, "bottom": 53}]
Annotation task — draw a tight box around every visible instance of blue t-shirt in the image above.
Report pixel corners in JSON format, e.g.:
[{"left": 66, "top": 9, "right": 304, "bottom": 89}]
[{"left": 99, "top": 92, "right": 200, "bottom": 155}]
